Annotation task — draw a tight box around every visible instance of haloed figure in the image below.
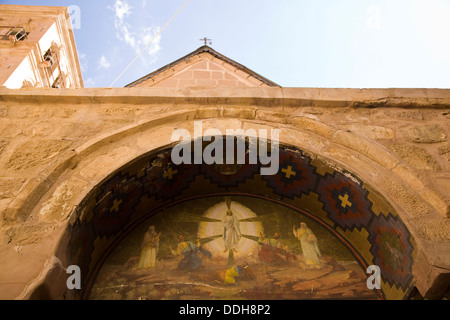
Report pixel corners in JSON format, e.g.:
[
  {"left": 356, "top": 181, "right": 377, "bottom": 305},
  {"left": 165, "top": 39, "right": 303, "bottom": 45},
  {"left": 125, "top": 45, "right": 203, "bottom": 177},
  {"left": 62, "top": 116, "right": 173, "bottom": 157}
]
[
  {"left": 293, "top": 222, "right": 321, "bottom": 268},
  {"left": 137, "top": 226, "right": 160, "bottom": 269},
  {"left": 223, "top": 209, "right": 241, "bottom": 253}
]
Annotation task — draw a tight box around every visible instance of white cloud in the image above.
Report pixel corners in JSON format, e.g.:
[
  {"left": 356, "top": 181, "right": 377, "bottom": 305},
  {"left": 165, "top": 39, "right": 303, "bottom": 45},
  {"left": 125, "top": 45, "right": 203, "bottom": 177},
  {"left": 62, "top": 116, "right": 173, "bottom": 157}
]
[
  {"left": 98, "top": 55, "right": 111, "bottom": 69},
  {"left": 78, "top": 53, "right": 88, "bottom": 73},
  {"left": 366, "top": 5, "right": 381, "bottom": 30},
  {"left": 110, "top": 0, "right": 162, "bottom": 61},
  {"left": 113, "top": 0, "right": 132, "bottom": 21},
  {"left": 84, "top": 77, "right": 96, "bottom": 87}
]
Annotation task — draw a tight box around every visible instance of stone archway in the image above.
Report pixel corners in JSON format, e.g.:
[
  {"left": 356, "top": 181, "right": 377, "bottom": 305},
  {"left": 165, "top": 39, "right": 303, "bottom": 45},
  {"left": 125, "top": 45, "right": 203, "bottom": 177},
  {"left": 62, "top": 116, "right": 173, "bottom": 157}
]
[
  {"left": 23, "top": 131, "right": 419, "bottom": 299},
  {"left": 6, "top": 107, "right": 447, "bottom": 300}
]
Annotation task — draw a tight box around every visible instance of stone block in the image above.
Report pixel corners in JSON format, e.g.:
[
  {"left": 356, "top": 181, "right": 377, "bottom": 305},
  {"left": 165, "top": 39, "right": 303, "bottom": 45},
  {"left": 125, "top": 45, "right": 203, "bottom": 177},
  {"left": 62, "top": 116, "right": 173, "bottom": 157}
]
[
  {"left": 218, "top": 80, "right": 237, "bottom": 87},
  {"left": 0, "top": 106, "right": 8, "bottom": 117},
  {"left": 194, "top": 107, "right": 221, "bottom": 120},
  {"left": 0, "top": 178, "right": 26, "bottom": 199},
  {"left": 211, "top": 71, "right": 224, "bottom": 80},
  {"left": 78, "top": 146, "right": 133, "bottom": 181},
  {"left": 195, "top": 79, "right": 217, "bottom": 86},
  {"left": 289, "top": 117, "right": 335, "bottom": 139},
  {"left": 172, "top": 70, "right": 193, "bottom": 79},
  {"left": 208, "top": 61, "right": 223, "bottom": 71},
  {"left": 402, "top": 124, "right": 447, "bottom": 143},
  {"left": 5, "top": 139, "right": 72, "bottom": 172},
  {"left": 333, "top": 130, "right": 399, "bottom": 169},
  {"left": 411, "top": 218, "right": 450, "bottom": 242},
  {"left": 385, "top": 179, "right": 430, "bottom": 218},
  {"left": 392, "top": 164, "right": 425, "bottom": 191},
  {"left": 420, "top": 188, "right": 450, "bottom": 218},
  {"left": 387, "top": 143, "right": 441, "bottom": 171},
  {"left": 38, "top": 177, "right": 90, "bottom": 222},
  {"left": 177, "top": 79, "right": 196, "bottom": 87},
  {"left": 188, "top": 60, "right": 208, "bottom": 70},
  {"left": 413, "top": 250, "right": 450, "bottom": 299},
  {"left": 136, "top": 126, "right": 175, "bottom": 151},
  {"left": 222, "top": 106, "right": 256, "bottom": 119},
  {"left": 342, "top": 124, "right": 395, "bottom": 140},
  {"left": 236, "top": 81, "right": 250, "bottom": 88},
  {"left": 193, "top": 71, "right": 210, "bottom": 79},
  {"left": 152, "top": 79, "right": 179, "bottom": 88},
  {"left": 224, "top": 73, "right": 238, "bottom": 80}
]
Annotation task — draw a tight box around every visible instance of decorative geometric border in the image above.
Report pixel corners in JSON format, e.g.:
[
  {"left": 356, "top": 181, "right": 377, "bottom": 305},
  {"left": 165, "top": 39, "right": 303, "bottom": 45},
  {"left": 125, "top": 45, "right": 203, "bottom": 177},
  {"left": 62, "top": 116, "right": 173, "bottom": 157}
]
[
  {"left": 262, "top": 149, "right": 318, "bottom": 199},
  {"left": 368, "top": 213, "right": 414, "bottom": 290},
  {"left": 317, "top": 171, "right": 373, "bottom": 231},
  {"left": 66, "top": 139, "right": 415, "bottom": 298}
]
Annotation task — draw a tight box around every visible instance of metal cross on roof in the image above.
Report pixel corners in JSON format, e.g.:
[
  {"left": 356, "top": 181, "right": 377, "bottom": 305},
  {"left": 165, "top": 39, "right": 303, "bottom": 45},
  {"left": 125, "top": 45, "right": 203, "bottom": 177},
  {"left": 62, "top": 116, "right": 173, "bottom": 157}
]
[{"left": 200, "top": 37, "right": 212, "bottom": 46}]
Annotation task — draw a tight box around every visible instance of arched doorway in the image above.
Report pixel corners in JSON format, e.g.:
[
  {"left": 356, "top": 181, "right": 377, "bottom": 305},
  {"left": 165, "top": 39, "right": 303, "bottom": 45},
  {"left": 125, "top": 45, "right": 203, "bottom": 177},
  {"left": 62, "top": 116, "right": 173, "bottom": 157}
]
[{"left": 56, "top": 137, "right": 416, "bottom": 300}]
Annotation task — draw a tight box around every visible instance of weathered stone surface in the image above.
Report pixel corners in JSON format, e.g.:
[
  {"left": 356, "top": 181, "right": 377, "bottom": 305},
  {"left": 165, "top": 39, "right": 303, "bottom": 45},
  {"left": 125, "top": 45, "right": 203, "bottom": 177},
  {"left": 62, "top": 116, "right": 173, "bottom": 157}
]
[
  {"left": 20, "top": 121, "right": 55, "bottom": 137},
  {"left": 38, "top": 178, "right": 89, "bottom": 222},
  {"left": 438, "top": 144, "right": 450, "bottom": 162},
  {"left": 341, "top": 124, "right": 395, "bottom": 140},
  {"left": 392, "top": 164, "right": 425, "bottom": 191},
  {"left": 289, "top": 117, "right": 335, "bottom": 139},
  {"left": 222, "top": 106, "right": 256, "bottom": 119},
  {"left": 78, "top": 146, "right": 134, "bottom": 181},
  {"left": 0, "top": 107, "right": 7, "bottom": 117},
  {"left": 0, "top": 178, "right": 25, "bottom": 200},
  {"left": 194, "top": 107, "right": 221, "bottom": 119},
  {"left": 413, "top": 250, "right": 450, "bottom": 299},
  {"left": 438, "top": 144, "right": 450, "bottom": 155},
  {"left": 387, "top": 144, "right": 441, "bottom": 171},
  {"left": 385, "top": 179, "right": 430, "bottom": 218},
  {"left": 5, "top": 222, "right": 56, "bottom": 245},
  {"left": 281, "top": 128, "right": 328, "bottom": 154},
  {"left": 0, "top": 87, "right": 449, "bottom": 300},
  {"left": 333, "top": 130, "right": 399, "bottom": 169},
  {"left": 0, "top": 120, "right": 21, "bottom": 138},
  {"left": 435, "top": 178, "right": 450, "bottom": 196},
  {"left": 0, "top": 140, "right": 8, "bottom": 155},
  {"left": 17, "top": 256, "right": 68, "bottom": 300},
  {"left": 402, "top": 124, "right": 447, "bottom": 143},
  {"left": 5, "top": 140, "right": 72, "bottom": 171},
  {"left": 135, "top": 127, "right": 176, "bottom": 152},
  {"left": 411, "top": 219, "right": 450, "bottom": 242}
]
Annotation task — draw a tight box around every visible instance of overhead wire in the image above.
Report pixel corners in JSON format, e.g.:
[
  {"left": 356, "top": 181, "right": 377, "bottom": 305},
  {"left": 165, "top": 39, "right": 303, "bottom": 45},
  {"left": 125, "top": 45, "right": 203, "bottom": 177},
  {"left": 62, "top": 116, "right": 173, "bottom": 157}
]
[{"left": 109, "top": 0, "right": 192, "bottom": 87}]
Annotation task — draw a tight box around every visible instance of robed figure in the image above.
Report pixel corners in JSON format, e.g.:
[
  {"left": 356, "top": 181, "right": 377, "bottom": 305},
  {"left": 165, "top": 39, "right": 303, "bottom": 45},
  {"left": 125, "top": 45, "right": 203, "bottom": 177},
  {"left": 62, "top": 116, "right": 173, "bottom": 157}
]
[
  {"left": 170, "top": 234, "right": 211, "bottom": 270},
  {"left": 137, "top": 226, "right": 160, "bottom": 269},
  {"left": 293, "top": 222, "right": 321, "bottom": 268},
  {"left": 223, "top": 208, "right": 241, "bottom": 252}
]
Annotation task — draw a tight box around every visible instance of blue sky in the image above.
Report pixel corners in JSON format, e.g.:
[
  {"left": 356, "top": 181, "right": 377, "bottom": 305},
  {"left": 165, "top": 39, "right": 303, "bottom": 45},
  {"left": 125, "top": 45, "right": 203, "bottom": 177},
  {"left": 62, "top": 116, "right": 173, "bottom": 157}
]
[{"left": 2, "top": 0, "right": 450, "bottom": 88}]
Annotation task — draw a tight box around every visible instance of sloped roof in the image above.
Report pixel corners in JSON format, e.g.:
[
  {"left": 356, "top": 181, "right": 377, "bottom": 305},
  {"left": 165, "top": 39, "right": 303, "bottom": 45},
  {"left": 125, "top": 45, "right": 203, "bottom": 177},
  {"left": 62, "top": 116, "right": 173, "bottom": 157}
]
[{"left": 125, "top": 45, "right": 280, "bottom": 88}]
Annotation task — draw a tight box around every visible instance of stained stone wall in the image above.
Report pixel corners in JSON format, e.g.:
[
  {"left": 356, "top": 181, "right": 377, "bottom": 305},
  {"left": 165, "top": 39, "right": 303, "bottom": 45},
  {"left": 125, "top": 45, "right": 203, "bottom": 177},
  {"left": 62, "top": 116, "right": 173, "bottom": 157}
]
[{"left": 0, "top": 87, "right": 448, "bottom": 299}]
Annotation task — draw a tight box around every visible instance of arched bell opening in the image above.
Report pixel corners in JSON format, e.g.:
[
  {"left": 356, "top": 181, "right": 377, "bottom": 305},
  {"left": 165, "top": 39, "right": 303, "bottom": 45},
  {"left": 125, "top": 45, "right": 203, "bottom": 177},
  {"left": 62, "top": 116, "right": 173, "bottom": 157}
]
[{"left": 52, "top": 136, "right": 416, "bottom": 300}]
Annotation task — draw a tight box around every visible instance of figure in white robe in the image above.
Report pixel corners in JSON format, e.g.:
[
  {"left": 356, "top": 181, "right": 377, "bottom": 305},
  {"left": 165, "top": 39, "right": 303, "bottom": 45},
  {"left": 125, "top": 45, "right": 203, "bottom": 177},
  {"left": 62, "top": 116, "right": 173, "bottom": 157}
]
[
  {"left": 137, "top": 226, "right": 160, "bottom": 269},
  {"left": 293, "top": 222, "right": 321, "bottom": 268},
  {"left": 223, "top": 210, "right": 241, "bottom": 252}
]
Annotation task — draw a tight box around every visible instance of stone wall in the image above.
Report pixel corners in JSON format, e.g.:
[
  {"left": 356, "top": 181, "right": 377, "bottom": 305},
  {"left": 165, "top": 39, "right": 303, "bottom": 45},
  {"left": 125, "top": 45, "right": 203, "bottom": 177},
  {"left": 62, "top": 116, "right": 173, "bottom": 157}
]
[
  {"left": 0, "top": 87, "right": 448, "bottom": 299},
  {"left": 131, "top": 52, "right": 272, "bottom": 88}
]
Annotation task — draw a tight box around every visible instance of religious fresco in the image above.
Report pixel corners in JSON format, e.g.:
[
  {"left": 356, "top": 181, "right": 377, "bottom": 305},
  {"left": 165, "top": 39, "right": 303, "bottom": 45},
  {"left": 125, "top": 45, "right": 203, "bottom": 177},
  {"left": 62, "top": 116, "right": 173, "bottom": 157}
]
[
  {"left": 88, "top": 196, "right": 379, "bottom": 300},
  {"left": 66, "top": 139, "right": 416, "bottom": 300}
]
